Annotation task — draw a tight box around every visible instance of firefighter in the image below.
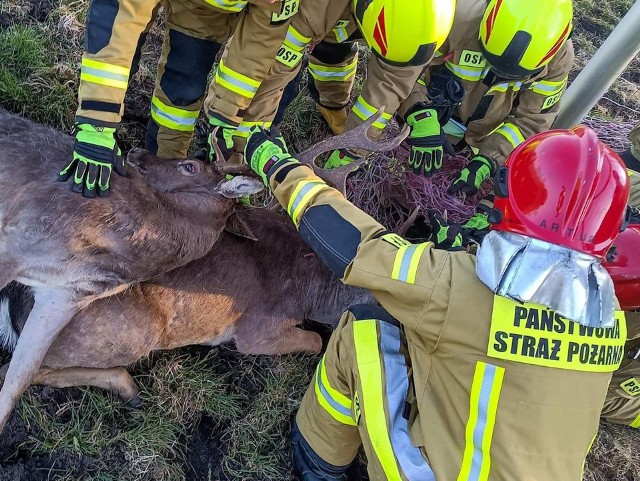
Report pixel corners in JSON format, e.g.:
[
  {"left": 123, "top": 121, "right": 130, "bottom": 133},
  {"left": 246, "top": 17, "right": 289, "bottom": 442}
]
[
  {"left": 601, "top": 225, "right": 640, "bottom": 428},
  {"left": 220, "top": 0, "right": 456, "bottom": 166},
  {"left": 392, "top": 0, "right": 574, "bottom": 195},
  {"left": 620, "top": 123, "right": 640, "bottom": 172},
  {"left": 243, "top": 123, "right": 630, "bottom": 479},
  {"left": 59, "top": 0, "right": 296, "bottom": 197}
]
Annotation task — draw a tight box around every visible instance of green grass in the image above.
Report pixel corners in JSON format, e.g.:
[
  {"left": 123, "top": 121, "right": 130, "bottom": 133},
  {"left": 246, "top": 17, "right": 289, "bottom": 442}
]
[
  {"left": 0, "top": 24, "right": 76, "bottom": 129},
  {"left": 17, "top": 351, "right": 243, "bottom": 480}
]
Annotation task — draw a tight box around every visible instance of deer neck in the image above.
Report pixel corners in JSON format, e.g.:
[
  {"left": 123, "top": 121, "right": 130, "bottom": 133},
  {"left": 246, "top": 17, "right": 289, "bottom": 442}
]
[{"left": 136, "top": 190, "right": 231, "bottom": 272}]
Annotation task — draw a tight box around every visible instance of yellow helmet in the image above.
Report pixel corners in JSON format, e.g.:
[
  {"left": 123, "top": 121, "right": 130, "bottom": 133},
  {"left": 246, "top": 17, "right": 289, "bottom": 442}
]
[
  {"left": 479, "top": 0, "right": 573, "bottom": 78},
  {"left": 353, "top": 0, "right": 456, "bottom": 66}
]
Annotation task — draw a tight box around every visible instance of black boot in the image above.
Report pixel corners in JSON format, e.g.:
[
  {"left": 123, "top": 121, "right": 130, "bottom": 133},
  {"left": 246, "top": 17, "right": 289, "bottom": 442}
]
[{"left": 291, "top": 419, "right": 351, "bottom": 481}]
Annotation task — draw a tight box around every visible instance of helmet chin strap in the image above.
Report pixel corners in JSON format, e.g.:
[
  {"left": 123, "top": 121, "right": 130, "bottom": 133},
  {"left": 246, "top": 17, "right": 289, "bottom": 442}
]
[{"left": 476, "top": 231, "right": 617, "bottom": 328}]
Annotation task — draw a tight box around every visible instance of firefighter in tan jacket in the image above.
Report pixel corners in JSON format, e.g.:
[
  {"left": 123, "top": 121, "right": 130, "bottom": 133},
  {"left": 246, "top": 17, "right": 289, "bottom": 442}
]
[
  {"left": 243, "top": 121, "right": 630, "bottom": 479},
  {"left": 226, "top": 0, "right": 456, "bottom": 166},
  {"left": 600, "top": 222, "right": 640, "bottom": 427},
  {"left": 393, "top": 0, "right": 575, "bottom": 197},
  {"left": 58, "top": 0, "right": 296, "bottom": 198}
]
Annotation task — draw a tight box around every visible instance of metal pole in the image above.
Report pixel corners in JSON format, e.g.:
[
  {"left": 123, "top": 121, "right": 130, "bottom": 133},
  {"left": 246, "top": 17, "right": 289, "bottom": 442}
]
[{"left": 553, "top": 0, "right": 640, "bottom": 129}]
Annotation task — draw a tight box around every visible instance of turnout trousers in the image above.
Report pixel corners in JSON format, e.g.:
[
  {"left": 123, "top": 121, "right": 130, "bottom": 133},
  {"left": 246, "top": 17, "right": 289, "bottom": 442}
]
[
  {"left": 148, "top": 0, "right": 294, "bottom": 158},
  {"left": 294, "top": 305, "right": 435, "bottom": 481}
]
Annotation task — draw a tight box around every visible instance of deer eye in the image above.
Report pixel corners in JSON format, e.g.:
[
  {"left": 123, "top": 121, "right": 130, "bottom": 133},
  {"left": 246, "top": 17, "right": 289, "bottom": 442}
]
[{"left": 178, "top": 161, "right": 200, "bottom": 176}]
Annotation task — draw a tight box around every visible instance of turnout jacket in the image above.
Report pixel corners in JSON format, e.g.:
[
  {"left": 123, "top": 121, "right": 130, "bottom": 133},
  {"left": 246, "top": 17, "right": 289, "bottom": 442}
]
[
  {"left": 398, "top": 0, "right": 574, "bottom": 164},
  {"left": 266, "top": 159, "right": 626, "bottom": 480},
  {"left": 76, "top": 0, "right": 287, "bottom": 129},
  {"left": 240, "top": 0, "right": 426, "bottom": 140}
]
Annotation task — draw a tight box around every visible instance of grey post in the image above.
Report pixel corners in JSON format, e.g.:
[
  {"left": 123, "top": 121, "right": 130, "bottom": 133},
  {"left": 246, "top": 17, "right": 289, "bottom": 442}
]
[{"left": 553, "top": 0, "right": 640, "bottom": 129}]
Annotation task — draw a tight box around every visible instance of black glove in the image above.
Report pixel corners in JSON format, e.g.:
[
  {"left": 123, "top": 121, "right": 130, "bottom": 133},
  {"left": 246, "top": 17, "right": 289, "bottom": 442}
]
[
  {"left": 59, "top": 123, "right": 126, "bottom": 198},
  {"left": 427, "top": 211, "right": 464, "bottom": 250}
]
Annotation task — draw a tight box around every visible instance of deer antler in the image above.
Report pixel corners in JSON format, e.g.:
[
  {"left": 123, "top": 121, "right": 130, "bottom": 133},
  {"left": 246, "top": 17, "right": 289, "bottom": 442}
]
[
  {"left": 396, "top": 206, "right": 421, "bottom": 237},
  {"left": 297, "top": 107, "right": 410, "bottom": 194},
  {"left": 210, "top": 127, "right": 258, "bottom": 177}
]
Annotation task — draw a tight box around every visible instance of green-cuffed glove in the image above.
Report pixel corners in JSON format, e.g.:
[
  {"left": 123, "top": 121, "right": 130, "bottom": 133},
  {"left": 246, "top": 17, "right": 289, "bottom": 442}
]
[
  {"left": 244, "top": 126, "right": 295, "bottom": 186},
  {"left": 448, "top": 154, "right": 497, "bottom": 196},
  {"left": 325, "top": 149, "right": 360, "bottom": 169},
  {"left": 406, "top": 106, "right": 449, "bottom": 176},
  {"left": 427, "top": 211, "right": 463, "bottom": 250},
  {"left": 59, "top": 123, "right": 125, "bottom": 198},
  {"left": 207, "top": 116, "right": 236, "bottom": 163}
]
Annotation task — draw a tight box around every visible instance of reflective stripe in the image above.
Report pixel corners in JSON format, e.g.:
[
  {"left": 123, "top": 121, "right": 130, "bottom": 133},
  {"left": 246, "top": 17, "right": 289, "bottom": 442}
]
[
  {"left": 353, "top": 320, "right": 403, "bottom": 480},
  {"left": 445, "top": 62, "right": 489, "bottom": 82},
  {"left": 443, "top": 118, "right": 467, "bottom": 138},
  {"left": 203, "top": 0, "right": 247, "bottom": 12},
  {"left": 530, "top": 78, "right": 566, "bottom": 96},
  {"left": 80, "top": 58, "right": 129, "bottom": 89},
  {"left": 284, "top": 25, "right": 311, "bottom": 51},
  {"left": 488, "top": 81, "right": 523, "bottom": 94},
  {"left": 631, "top": 411, "right": 640, "bottom": 428},
  {"left": 150, "top": 95, "right": 198, "bottom": 132},
  {"left": 380, "top": 322, "right": 436, "bottom": 480},
  {"left": 417, "top": 77, "right": 426, "bottom": 87},
  {"left": 351, "top": 96, "right": 392, "bottom": 129},
  {"left": 308, "top": 57, "right": 358, "bottom": 82},
  {"left": 287, "top": 180, "right": 330, "bottom": 225},
  {"left": 332, "top": 20, "right": 350, "bottom": 43},
  {"left": 494, "top": 122, "right": 525, "bottom": 149},
  {"left": 215, "top": 60, "right": 260, "bottom": 99},
  {"left": 314, "top": 357, "right": 357, "bottom": 426},
  {"left": 457, "top": 362, "right": 505, "bottom": 481},
  {"left": 234, "top": 120, "right": 272, "bottom": 138},
  {"left": 391, "top": 243, "right": 430, "bottom": 284}
]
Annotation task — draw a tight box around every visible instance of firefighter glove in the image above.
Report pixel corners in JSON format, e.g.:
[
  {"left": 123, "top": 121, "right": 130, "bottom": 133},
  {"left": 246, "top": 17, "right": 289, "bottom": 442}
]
[
  {"left": 428, "top": 211, "right": 463, "bottom": 250},
  {"left": 208, "top": 116, "right": 236, "bottom": 163},
  {"left": 59, "top": 123, "right": 125, "bottom": 198},
  {"left": 325, "top": 149, "right": 360, "bottom": 169},
  {"left": 244, "top": 126, "right": 294, "bottom": 186},
  {"left": 406, "top": 105, "right": 451, "bottom": 176},
  {"left": 448, "top": 154, "right": 496, "bottom": 196}
]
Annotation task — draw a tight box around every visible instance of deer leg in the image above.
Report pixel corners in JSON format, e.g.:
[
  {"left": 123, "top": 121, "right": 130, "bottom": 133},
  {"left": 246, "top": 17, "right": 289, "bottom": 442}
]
[
  {"left": 235, "top": 325, "right": 323, "bottom": 355},
  {"left": 31, "top": 367, "right": 141, "bottom": 406},
  {"left": 0, "top": 286, "right": 78, "bottom": 433}
]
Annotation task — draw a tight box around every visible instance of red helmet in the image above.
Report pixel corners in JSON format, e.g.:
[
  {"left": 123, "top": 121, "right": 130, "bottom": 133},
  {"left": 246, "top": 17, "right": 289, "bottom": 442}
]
[
  {"left": 604, "top": 225, "right": 640, "bottom": 311},
  {"left": 491, "top": 126, "right": 630, "bottom": 259}
]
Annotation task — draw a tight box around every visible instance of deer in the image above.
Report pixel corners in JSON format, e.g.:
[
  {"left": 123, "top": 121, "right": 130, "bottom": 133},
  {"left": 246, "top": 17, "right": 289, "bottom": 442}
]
[
  {"left": 0, "top": 109, "right": 409, "bottom": 429},
  {"left": 0, "top": 110, "right": 264, "bottom": 433}
]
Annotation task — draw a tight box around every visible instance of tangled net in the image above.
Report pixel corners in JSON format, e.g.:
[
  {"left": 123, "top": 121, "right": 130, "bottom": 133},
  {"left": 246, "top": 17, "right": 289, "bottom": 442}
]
[
  {"left": 347, "top": 123, "right": 491, "bottom": 235},
  {"left": 346, "top": 117, "right": 634, "bottom": 236}
]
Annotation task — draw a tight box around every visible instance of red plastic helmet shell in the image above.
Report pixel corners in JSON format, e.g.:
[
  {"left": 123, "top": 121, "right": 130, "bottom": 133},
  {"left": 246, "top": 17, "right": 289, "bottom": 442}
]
[
  {"left": 604, "top": 225, "right": 640, "bottom": 311},
  {"left": 491, "top": 126, "right": 630, "bottom": 259}
]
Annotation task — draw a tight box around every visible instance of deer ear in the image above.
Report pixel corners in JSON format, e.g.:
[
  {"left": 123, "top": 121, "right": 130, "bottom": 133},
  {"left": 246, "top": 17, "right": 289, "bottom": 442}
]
[
  {"left": 224, "top": 210, "right": 259, "bottom": 241},
  {"left": 218, "top": 176, "right": 263, "bottom": 199}
]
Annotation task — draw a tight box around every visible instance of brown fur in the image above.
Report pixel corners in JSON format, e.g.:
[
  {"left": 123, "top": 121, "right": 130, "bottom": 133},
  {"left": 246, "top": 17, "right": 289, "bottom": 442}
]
[
  {"left": 1, "top": 207, "right": 373, "bottom": 403},
  {"left": 0, "top": 111, "right": 262, "bottom": 431}
]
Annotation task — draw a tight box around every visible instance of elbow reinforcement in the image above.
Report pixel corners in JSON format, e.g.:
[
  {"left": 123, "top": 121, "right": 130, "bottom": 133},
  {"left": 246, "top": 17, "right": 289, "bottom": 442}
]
[{"left": 298, "top": 204, "right": 361, "bottom": 279}]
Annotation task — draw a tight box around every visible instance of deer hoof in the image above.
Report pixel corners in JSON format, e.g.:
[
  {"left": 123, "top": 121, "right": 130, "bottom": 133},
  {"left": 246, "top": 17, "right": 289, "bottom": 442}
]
[{"left": 126, "top": 396, "right": 143, "bottom": 408}]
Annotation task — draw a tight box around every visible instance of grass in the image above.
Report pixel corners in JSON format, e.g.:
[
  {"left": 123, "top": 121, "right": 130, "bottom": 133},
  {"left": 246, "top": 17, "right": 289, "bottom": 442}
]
[{"left": 0, "top": 0, "right": 640, "bottom": 480}]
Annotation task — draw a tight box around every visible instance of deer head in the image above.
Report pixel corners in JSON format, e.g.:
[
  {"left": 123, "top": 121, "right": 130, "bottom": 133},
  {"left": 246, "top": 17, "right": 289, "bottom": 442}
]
[{"left": 211, "top": 108, "right": 410, "bottom": 195}]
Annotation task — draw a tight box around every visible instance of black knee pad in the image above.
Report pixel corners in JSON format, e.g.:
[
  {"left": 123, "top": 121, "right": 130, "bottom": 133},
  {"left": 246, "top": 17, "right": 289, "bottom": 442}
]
[
  {"left": 274, "top": 60, "right": 305, "bottom": 124},
  {"left": 160, "top": 29, "right": 222, "bottom": 107},
  {"left": 310, "top": 41, "right": 358, "bottom": 65},
  {"left": 145, "top": 117, "right": 160, "bottom": 154},
  {"left": 85, "top": 0, "right": 119, "bottom": 53},
  {"left": 291, "top": 419, "right": 350, "bottom": 481}
]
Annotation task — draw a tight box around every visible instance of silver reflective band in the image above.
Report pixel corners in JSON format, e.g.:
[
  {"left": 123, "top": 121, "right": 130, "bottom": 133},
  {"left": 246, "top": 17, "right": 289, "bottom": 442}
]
[
  {"left": 380, "top": 322, "right": 436, "bottom": 480},
  {"left": 476, "top": 231, "right": 616, "bottom": 328},
  {"left": 81, "top": 66, "right": 128, "bottom": 83}
]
